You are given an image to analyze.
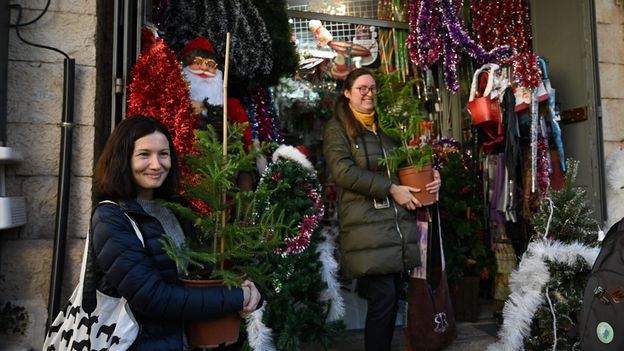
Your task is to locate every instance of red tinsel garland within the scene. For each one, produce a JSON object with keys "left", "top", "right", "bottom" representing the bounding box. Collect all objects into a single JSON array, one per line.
[
  {"left": 472, "top": 0, "right": 532, "bottom": 53},
  {"left": 512, "top": 50, "right": 542, "bottom": 90},
  {"left": 126, "top": 38, "right": 198, "bottom": 159},
  {"left": 537, "top": 138, "right": 550, "bottom": 197},
  {"left": 471, "top": 0, "right": 541, "bottom": 89}
]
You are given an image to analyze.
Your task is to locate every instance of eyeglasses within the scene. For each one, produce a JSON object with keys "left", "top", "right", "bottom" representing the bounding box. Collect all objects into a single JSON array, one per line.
[
  {"left": 355, "top": 86, "right": 379, "bottom": 95},
  {"left": 191, "top": 57, "right": 218, "bottom": 70}
]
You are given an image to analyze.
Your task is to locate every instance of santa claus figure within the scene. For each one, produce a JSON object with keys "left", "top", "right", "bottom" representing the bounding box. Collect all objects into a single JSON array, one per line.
[{"left": 180, "top": 36, "right": 257, "bottom": 191}]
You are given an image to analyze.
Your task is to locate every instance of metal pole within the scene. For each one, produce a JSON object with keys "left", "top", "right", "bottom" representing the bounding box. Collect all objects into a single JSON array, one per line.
[{"left": 47, "top": 58, "right": 75, "bottom": 330}]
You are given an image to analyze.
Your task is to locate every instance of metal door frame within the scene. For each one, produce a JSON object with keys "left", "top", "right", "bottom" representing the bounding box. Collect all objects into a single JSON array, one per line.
[{"left": 111, "top": 0, "right": 152, "bottom": 131}]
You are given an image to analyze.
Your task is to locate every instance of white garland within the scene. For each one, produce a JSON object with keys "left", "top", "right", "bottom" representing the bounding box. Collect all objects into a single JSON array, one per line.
[
  {"left": 316, "top": 227, "right": 346, "bottom": 321},
  {"left": 245, "top": 305, "right": 276, "bottom": 351},
  {"left": 486, "top": 240, "right": 599, "bottom": 351}
]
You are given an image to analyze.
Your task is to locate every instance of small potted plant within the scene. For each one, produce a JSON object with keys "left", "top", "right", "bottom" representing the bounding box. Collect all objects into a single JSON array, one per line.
[
  {"left": 373, "top": 72, "right": 435, "bottom": 206},
  {"left": 160, "top": 124, "right": 292, "bottom": 348}
]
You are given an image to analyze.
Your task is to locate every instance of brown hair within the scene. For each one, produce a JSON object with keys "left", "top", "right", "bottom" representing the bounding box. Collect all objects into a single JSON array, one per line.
[
  {"left": 94, "top": 114, "right": 180, "bottom": 201},
  {"left": 333, "top": 68, "right": 377, "bottom": 138}
]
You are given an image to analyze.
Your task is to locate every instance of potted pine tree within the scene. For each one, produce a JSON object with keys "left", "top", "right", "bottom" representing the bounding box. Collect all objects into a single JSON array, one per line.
[
  {"left": 160, "top": 124, "right": 292, "bottom": 348},
  {"left": 373, "top": 72, "right": 435, "bottom": 206},
  {"left": 436, "top": 146, "right": 496, "bottom": 321}
]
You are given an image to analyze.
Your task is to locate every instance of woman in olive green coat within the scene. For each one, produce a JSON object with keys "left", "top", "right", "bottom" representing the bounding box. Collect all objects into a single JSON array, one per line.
[{"left": 323, "top": 68, "right": 441, "bottom": 351}]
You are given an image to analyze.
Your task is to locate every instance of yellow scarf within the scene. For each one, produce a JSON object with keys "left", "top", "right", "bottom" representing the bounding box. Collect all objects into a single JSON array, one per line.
[{"left": 349, "top": 103, "right": 377, "bottom": 133}]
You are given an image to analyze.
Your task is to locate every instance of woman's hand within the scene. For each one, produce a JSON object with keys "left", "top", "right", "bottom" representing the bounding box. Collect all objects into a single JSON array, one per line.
[
  {"left": 239, "top": 280, "right": 261, "bottom": 318},
  {"left": 389, "top": 184, "right": 422, "bottom": 210},
  {"left": 424, "top": 170, "right": 442, "bottom": 201}
]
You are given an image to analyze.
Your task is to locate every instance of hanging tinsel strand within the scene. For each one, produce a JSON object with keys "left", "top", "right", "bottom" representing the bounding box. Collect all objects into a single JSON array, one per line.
[{"left": 408, "top": 0, "right": 514, "bottom": 92}]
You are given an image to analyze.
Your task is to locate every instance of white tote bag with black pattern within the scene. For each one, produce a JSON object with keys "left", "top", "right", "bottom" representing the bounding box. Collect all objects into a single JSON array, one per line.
[{"left": 43, "top": 202, "right": 143, "bottom": 351}]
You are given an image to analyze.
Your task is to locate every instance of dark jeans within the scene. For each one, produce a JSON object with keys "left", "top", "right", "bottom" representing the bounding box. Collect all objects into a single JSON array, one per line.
[{"left": 358, "top": 272, "right": 405, "bottom": 351}]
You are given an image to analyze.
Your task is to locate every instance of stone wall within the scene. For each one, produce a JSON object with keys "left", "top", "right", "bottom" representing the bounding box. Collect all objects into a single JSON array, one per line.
[
  {"left": 597, "top": 0, "right": 624, "bottom": 158},
  {"left": 1, "top": 0, "right": 97, "bottom": 349},
  {"left": 596, "top": 0, "right": 624, "bottom": 228}
]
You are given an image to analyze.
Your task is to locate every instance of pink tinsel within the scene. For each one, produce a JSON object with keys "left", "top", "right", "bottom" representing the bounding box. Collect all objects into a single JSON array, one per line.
[
  {"left": 283, "top": 185, "right": 324, "bottom": 254},
  {"left": 537, "top": 138, "right": 550, "bottom": 197}
]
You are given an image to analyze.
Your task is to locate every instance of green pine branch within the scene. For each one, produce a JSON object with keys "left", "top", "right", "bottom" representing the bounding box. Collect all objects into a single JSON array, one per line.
[
  {"left": 159, "top": 124, "right": 296, "bottom": 287},
  {"left": 373, "top": 72, "right": 432, "bottom": 172}
]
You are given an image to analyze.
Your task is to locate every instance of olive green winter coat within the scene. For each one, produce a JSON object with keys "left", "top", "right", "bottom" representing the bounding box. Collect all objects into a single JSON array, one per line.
[{"left": 323, "top": 111, "right": 422, "bottom": 279}]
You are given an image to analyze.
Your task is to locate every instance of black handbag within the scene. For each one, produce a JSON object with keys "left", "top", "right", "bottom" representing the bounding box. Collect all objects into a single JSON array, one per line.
[{"left": 407, "top": 207, "right": 457, "bottom": 351}]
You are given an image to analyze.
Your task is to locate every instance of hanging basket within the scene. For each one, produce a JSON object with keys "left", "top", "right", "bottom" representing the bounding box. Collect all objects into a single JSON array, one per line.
[
  {"left": 180, "top": 276, "right": 241, "bottom": 349},
  {"left": 397, "top": 163, "right": 437, "bottom": 206}
]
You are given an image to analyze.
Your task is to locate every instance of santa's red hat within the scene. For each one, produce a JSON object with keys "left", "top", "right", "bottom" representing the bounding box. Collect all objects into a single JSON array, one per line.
[
  {"left": 180, "top": 37, "right": 215, "bottom": 58},
  {"left": 295, "top": 146, "right": 310, "bottom": 159}
]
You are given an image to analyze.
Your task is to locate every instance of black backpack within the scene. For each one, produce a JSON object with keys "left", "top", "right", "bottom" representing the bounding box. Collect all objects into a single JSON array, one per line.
[{"left": 579, "top": 218, "right": 624, "bottom": 350}]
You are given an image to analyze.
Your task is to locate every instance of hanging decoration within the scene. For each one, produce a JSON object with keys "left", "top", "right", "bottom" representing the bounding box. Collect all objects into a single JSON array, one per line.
[
  {"left": 471, "top": 0, "right": 532, "bottom": 53},
  {"left": 378, "top": 0, "right": 394, "bottom": 74},
  {"left": 241, "top": 95, "right": 260, "bottom": 141},
  {"left": 530, "top": 90, "right": 538, "bottom": 193},
  {"left": 251, "top": 0, "right": 299, "bottom": 88},
  {"left": 353, "top": 25, "right": 379, "bottom": 66},
  {"left": 407, "top": 0, "right": 514, "bottom": 92},
  {"left": 126, "top": 28, "right": 197, "bottom": 161},
  {"left": 163, "top": 0, "right": 273, "bottom": 83},
  {"left": 253, "top": 85, "right": 283, "bottom": 148},
  {"left": 470, "top": 0, "right": 543, "bottom": 89},
  {"left": 537, "top": 138, "right": 550, "bottom": 197},
  {"left": 513, "top": 51, "right": 542, "bottom": 90},
  {"left": 327, "top": 41, "right": 371, "bottom": 80}
]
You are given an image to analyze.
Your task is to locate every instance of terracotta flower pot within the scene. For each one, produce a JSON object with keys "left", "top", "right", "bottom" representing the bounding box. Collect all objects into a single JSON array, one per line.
[
  {"left": 397, "top": 163, "right": 437, "bottom": 206},
  {"left": 180, "top": 277, "right": 241, "bottom": 349}
]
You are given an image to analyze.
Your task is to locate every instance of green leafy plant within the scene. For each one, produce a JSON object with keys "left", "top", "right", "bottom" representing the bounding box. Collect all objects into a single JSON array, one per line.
[
  {"left": 160, "top": 124, "right": 293, "bottom": 287},
  {"left": 373, "top": 72, "right": 432, "bottom": 172}
]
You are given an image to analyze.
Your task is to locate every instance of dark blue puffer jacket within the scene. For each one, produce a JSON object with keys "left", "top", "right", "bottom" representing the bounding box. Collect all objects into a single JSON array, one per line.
[{"left": 91, "top": 199, "right": 244, "bottom": 351}]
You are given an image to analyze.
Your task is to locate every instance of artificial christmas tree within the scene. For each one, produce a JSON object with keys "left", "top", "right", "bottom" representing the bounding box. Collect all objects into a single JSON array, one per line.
[
  {"left": 487, "top": 159, "right": 600, "bottom": 351},
  {"left": 246, "top": 145, "right": 345, "bottom": 351}
]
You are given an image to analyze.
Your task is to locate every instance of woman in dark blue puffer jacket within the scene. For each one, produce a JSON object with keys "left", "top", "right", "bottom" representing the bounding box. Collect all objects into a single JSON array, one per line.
[{"left": 92, "top": 114, "right": 261, "bottom": 350}]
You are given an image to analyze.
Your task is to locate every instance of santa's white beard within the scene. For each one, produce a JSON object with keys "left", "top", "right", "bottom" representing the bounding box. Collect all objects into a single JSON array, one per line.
[{"left": 182, "top": 66, "right": 224, "bottom": 106}]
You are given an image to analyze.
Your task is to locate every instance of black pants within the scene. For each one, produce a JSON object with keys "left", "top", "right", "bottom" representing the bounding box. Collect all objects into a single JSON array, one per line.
[{"left": 358, "top": 272, "right": 405, "bottom": 351}]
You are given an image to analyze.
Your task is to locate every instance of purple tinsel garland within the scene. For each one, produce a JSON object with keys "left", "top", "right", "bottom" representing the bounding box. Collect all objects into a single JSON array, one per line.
[
  {"left": 408, "top": 0, "right": 515, "bottom": 92},
  {"left": 433, "top": 137, "right": 461, "bottom": 149}
]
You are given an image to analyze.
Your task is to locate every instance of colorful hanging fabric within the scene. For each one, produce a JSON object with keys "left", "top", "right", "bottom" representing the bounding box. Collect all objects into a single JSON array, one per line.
[{"left": 538, "top": 58, "right": 566, "bottom": 172}]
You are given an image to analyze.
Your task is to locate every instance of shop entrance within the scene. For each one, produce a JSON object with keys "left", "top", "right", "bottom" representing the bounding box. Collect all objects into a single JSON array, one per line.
[{"left": 531, "top": 0, "right": 606, "bottom": 223}]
